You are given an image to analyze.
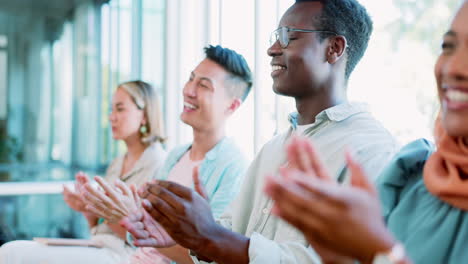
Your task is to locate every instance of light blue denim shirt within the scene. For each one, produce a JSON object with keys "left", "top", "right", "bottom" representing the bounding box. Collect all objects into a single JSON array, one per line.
[{"left": 156, "top": 137, "right": 249, "bottom": 218}]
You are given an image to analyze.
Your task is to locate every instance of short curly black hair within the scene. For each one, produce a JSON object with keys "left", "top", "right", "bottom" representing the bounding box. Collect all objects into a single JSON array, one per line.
[
  {"left": 204, "top": 45, "right": 253, "bottom": 101},
  {"left": 296, "top": 0, "right": 373, "bottom": 80}
]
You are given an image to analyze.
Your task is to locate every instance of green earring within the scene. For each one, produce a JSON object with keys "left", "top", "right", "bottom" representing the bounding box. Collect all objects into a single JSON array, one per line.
[{"left": 140, "top": 125, "right": 148, "bottom": 135}]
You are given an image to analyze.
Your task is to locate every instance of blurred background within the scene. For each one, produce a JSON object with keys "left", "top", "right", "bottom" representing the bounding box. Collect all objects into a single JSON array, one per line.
[{"left": 0, "top": 0, "right": 460, "bottom": 244}]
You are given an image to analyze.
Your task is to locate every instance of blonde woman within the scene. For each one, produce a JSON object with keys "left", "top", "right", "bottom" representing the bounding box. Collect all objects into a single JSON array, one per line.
[{"left": 0, "top": 80, "right": 167, "bottom": 264}]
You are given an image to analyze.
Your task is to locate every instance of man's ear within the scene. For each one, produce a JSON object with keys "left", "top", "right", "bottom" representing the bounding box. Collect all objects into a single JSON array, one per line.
[
  {"left": 227, "top": 98, "right": 242, "bottom": 115},
  {"left": 326, "top": 36, "right": 347, "bottom": 64}
]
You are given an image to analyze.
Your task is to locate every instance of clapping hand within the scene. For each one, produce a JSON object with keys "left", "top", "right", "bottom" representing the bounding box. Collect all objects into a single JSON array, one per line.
[
  {"left": 265, "top": 136, "right": 396, "bottom": 263},
  {"left": 63, "top": 172, "right": 91, "bottom": 213},
  {"left": 81, "top": 176, "right": 141, "bottom": 223}
]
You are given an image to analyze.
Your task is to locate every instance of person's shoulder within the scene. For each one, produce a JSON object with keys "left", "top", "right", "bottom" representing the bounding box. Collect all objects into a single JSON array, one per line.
[
  {"left": 148, "top": 141, "right": 167, "bottom": 154},
  {"left": 166, "top": 143, "right": 191, "bottom": 159},
  {"left": 337, "top": 109, "right": 399, "bottom": 148},
  {"left": 377, "top": 139, "right": 435, "bottom": 219},
  {"left": 391, "top": 139, "right": 434, "bottom": 172},
  {"left": 395, "top": 139, "right": 434, "bottom": 163},
  {"left": 105, "top": 155, "right": 124, "bottom": 178},
  {"left": 258, "top": 130, "right": 290, "bottom": 152},
  {"left": 377, "top": 138, "right": 435, "bottom": 185},
  {"left": 212, "top": 138, "right": 248, "bottom": 166},
  {"left": 342, "top": 110, "right": 392, "bottom": 135},
  {"left": 145, "top": 142, "right": 168, "bottom": 160}
]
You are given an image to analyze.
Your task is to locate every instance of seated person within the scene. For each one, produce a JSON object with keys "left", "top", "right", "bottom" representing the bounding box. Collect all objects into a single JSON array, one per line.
[
  {"left": 0, "top": 81, "right": 167, "bottom": 264},
  {"left": 264, "top": 3, "right": 468, "bottom": 263},
  {"left": 123, "top": 1, "right": 399, "bottom": 263},
  {"left": 80, "top": 45, "right": 253, "bottom": 264}
]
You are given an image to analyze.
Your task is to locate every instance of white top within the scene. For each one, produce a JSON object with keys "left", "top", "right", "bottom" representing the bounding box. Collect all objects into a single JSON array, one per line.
[
  {"left": 166, "top": 150, "right": 203, "bottom": 188},
  {"left": 105, "top": 142, "right": 167, "bottom": 186}
]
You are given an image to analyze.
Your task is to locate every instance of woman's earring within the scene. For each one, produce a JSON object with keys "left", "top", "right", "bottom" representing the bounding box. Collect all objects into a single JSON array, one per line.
[{"left": 140, "top": 125, "right": 148, "bottom": 136}]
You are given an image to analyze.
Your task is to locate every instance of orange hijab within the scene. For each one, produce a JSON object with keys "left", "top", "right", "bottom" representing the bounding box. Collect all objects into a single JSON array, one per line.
[{"left": 423, "top": 116, "right": 468, "bottom": 210}]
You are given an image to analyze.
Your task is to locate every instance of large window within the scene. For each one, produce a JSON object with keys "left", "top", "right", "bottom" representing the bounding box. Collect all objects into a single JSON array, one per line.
[
  {"left": 0, "top": 35, "right": 7, "bottom": 121},
  {"left": 348, "top": 0, "right": 459, "bottom": 144},
  {"left": 0, "top": 0, "right": 166, "bottom": 242},
  {"left": 163, "top": 0, "right": 295, "bottom": 160},
  {"left": 166, "top": 0, "right": 455, "bottom": 160}
]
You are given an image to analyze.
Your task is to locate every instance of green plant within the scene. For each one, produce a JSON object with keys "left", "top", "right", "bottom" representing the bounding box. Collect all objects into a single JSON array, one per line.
[{"left": 0, "top": 135, "right": 22, "bottom": 163}]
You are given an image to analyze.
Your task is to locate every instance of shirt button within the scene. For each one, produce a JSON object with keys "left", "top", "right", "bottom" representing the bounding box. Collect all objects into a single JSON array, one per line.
[{"left": 262, "top": 208, "right": 269, "bottom": 214}]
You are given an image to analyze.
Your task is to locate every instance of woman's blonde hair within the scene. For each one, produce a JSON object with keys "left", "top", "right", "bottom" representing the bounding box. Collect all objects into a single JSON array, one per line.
[{"left": 118, "top": 80, "right": 166, "bottom": 144}]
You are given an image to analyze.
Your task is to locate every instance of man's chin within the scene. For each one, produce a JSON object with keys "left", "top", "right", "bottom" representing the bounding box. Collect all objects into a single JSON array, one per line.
[
  {"left": 180, "top": 115, "right": 190, "bottom": 124},
  {"left": 273, "top": 85, "right": 295, "bottom": 97}
]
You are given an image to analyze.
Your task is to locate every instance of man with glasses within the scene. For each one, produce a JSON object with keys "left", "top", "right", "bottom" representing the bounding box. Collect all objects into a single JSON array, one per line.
[{"left": 127, "top": 0, "right": 399, "bottom": 263}]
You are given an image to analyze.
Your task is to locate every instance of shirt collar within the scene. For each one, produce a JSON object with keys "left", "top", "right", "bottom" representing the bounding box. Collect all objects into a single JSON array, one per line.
[
  {"left": 193, "top": 137, "right": 231, "bottom": 161},
  {"left": 288, "top": 102, "right": 369, "bottom": 129},
  {"left": 185, "top": 137, "right": 230, "bottom": 160}
]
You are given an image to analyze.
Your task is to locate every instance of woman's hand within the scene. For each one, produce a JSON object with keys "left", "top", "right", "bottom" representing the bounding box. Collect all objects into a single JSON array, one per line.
[
  {"left": 120, "top": 209, "right": 176, "bottom": 248},
  {"left": 63, "top": 172, "right": 91, "bottom": 213},
  {"left": 265, "top": 137, "right": 397, "bottom": 263},
  {"left": 81, "top": 176, "right": 141, "bottom": 223}
]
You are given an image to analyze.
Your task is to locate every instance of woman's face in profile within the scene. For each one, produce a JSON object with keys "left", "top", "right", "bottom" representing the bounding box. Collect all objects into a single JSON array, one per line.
[
  {"left": 109, "top": 87, "right": 145, "bottom": 141},
  {"left": 435, "top": 1, "right": 468, "bottom": 139}
]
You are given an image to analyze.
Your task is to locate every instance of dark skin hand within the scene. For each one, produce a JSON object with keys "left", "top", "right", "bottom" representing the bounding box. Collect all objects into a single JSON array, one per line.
[
  {"left": 139, "top": 168, "right": 250, "bottom": 264},
  {"left": 121, "top": 167, "right": 208, "bottom": 249},
  {"left": 265, "top": 136, "right": 409, "bottom": 264}
]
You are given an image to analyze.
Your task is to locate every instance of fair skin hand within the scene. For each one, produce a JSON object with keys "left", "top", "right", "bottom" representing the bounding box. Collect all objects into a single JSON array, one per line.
[
  {"left": 121, "top": 209, "right": 194, "bottom": 264},
  {"left": 120, "top": 208, "right": 176, "bottom": 248},
  {"left": 121, "top": 168, "right": 209, "bottom": 264},
  {"left": 264, "top": 136, "right": 406, "bottom": 264},
  {"left": 79, "top": 176, "right": 141, "bottom": 239},
  {"left": 63, "top": 172, "right": 98, "bottom": 227},
  {"left": 82, "top": 176, "right": 141, "bottom": 223},
  {"left": 63, "top": 172, "right": 88, "bottom": 213}
]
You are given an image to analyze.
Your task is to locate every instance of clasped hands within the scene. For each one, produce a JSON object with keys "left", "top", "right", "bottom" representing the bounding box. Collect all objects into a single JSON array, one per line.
[
  {"left": 69, "top": 166, "right": 216, "bottom": 253},
  {"left": 120, "top": 167, "right": 217, "bottom": 252}
]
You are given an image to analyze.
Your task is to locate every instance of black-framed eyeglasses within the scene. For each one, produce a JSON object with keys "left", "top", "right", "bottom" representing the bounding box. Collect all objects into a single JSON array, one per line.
[{"left": 270, "top": 26, "right": 340, "bottom": 48}]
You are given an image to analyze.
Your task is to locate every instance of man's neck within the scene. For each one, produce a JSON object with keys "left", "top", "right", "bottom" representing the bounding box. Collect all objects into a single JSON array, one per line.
[
  {"left": 295, "top": 87, "right": 347, "bottom": 125},
  {"left": 191, "top": 127, "right": 225, "bottom": 161}
]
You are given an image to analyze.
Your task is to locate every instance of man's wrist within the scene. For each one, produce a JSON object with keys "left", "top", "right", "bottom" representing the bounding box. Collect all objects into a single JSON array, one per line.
[
  {"left": 189, "top": 249, "right": 213, "bottom": 262},
  {"left": 193, "top": 224, "right": 250, "bottom": 264},
  {"left": 195, "top": 224, "right": 225, "bottom": 257}
]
